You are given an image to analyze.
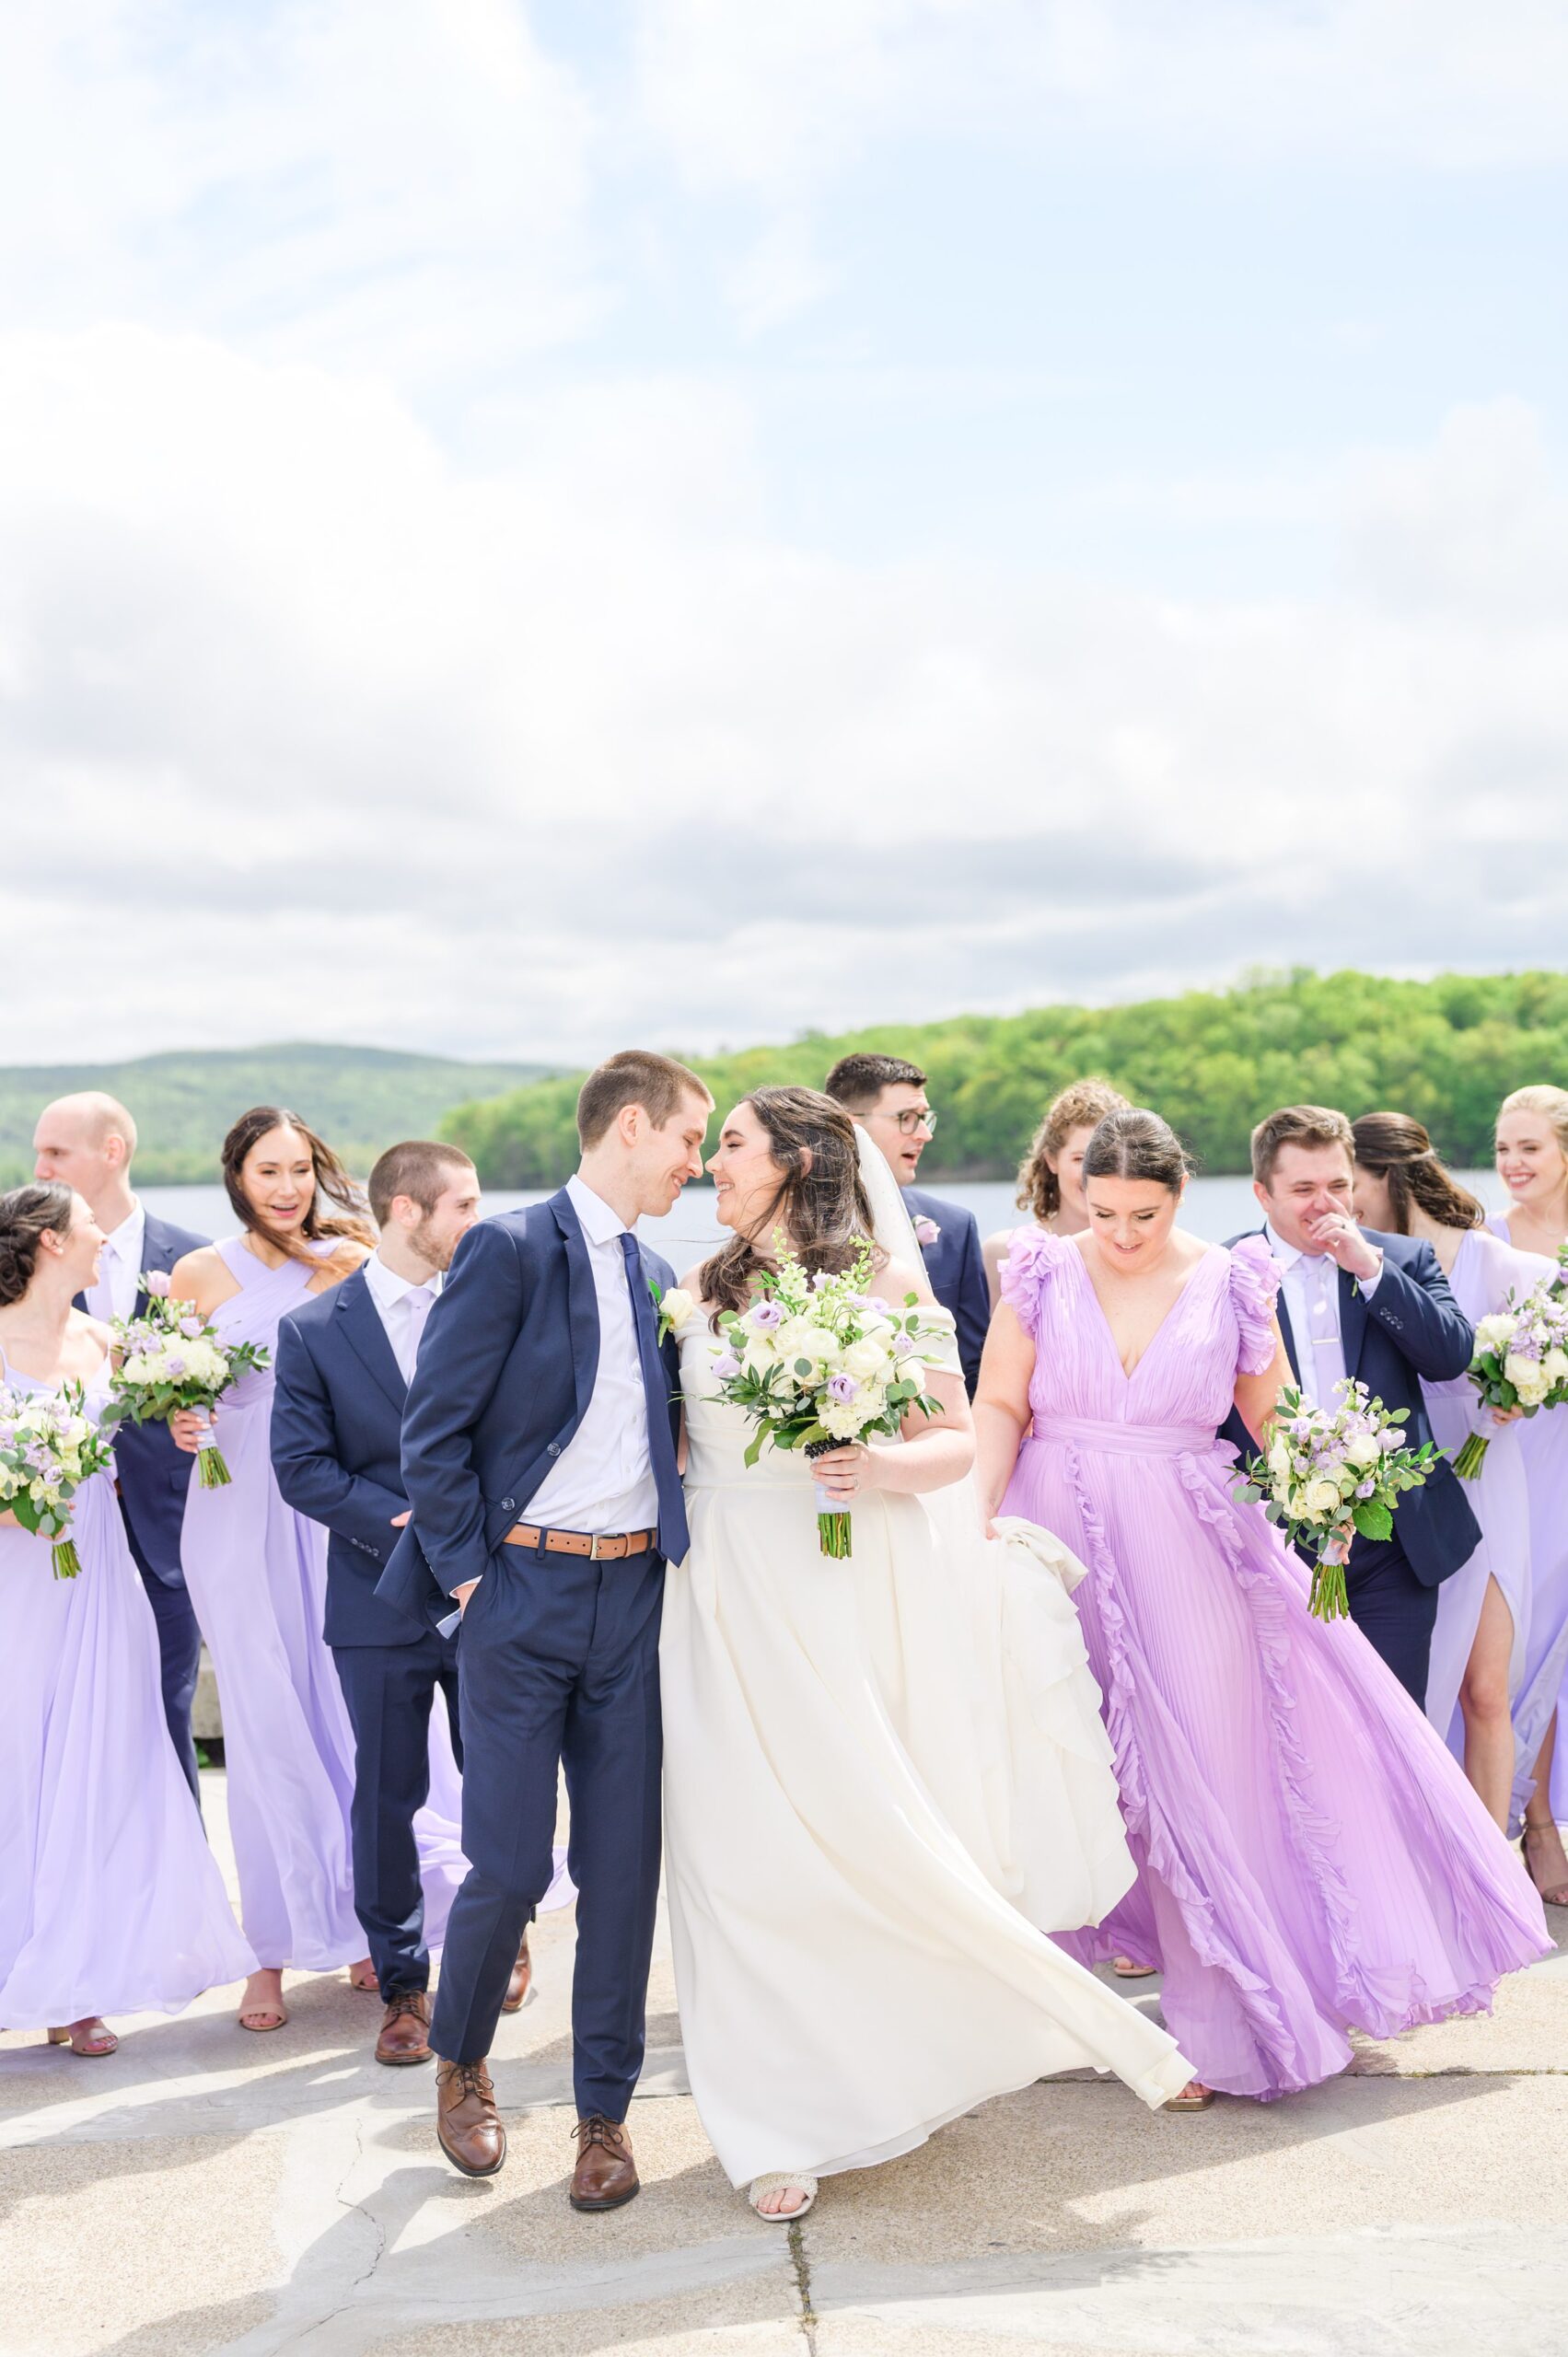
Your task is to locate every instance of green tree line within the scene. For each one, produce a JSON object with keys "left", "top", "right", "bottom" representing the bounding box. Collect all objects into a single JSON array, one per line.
[{"left": 440, "top": 968, "right": 1568, "bottom": 1189}]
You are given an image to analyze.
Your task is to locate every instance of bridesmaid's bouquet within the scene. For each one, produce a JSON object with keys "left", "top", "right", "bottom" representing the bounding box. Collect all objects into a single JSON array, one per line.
[
  {"left": 1236, "top": 1377, "right": 1437, "bottom": 1622},
  {"left": 0, "top": 1380, "right": 117, "bottom": 1577},
  {"left": 1456, "top": 1260, "right": 1568, "bottom": 1479},
  {"left": 709, "top": 1244, "right": 948, "bottom": 1556},
  {"left": 104, "top": 1283, "right": 269, "bottom": 1488}
]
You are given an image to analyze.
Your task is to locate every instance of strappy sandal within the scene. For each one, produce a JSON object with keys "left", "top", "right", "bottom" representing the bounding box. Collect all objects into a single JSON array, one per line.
[
  {"left": 1112, "top": 1956, "right": 1156, "bottom": 1979},
  {"left": 1167, "top": 2081, "right": 1214, "bottom": 2111},
  {"left": 47, "top": 2018, "right": 118, "bottom": 2058},
  {"left": 347, "top": 1958, "right": 380, "bottom": 1992},
  {"left": 749, "top": 2173, "right": 819, "bottom": 2220},
  {"left": 238, "top": 1970, "right": 289, "bottom": 2032},
  {"left": 1522, "top": 1824, "right": 1568, "bottom": 1909}
]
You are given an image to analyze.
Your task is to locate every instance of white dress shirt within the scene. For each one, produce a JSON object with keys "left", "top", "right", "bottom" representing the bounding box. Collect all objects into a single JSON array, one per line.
[
  {"left": 522, "top": 1172, "right": 658, "bottom": 1537},
  {"left": 1263, "top": 1222, "right": 1382, "bottom": 1411},
  {"left": 86, "top": 1201, "right": 146, "bottom": 1326},
  {"left": 362, "top": 1248, "right": 441, "bottom": 1387}
]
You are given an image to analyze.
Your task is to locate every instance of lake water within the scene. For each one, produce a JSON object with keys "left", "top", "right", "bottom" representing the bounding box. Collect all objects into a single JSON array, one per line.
[{"left": 144, "top": 1173, "right": 1504, "bottom": 1261}]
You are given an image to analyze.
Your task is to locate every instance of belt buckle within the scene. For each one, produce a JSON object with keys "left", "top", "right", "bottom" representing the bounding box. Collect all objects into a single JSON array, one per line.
[{"left": 588, "top": 1532, "right": 605, "bottom": 1561}]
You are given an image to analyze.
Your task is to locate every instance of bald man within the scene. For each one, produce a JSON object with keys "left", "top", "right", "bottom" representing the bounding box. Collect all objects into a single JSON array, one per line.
[{"left": 34, "top": 1093, "right": 210, "bottom": 1799}]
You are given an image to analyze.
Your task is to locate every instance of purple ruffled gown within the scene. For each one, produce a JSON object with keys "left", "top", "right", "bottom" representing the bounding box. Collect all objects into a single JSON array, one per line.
[
  {"left": 182, "top": 1239, "right": 466, "bottom": 1971},
  {"left": 1422, "top": 1229, "right": 1548, "bottom": 1772},
  {"left": 1485, "top": 1216, "right": 1568, "bottom": 1828},
  {"left": 999, "top": 1231, "right": 1551, "bottom": 2100},
  {"left": 0, "top": 1351, "right": 255, "bottom": 2026}
]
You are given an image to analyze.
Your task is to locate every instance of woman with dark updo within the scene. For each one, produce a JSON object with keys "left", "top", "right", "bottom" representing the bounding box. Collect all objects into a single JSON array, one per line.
[
  {"left": 977, "top": 1107, "right": 1549, "bottom": 2109},
  {"left": 169, "top": 1109, "right": 463, "bottom": 2036},
  {"left": 0, "top": 1185, "right": 253, "bottom": 2056}
]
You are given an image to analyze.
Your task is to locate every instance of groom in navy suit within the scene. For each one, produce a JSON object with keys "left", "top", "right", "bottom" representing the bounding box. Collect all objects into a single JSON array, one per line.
[
  {"left": 823, "top": 1053, "right": 989, "bottom": 1394},
  {"left": 1222, "top": 1104, "right": 1480, "bottom": 1704},
  {"left": 378, "top": 1051, "right": 712, "bottom": 2206},
  {"left": 36, "top": 1092, "right": 207, "bottom": 1799},
  {"left": 272, "top": 1141, "right": 484, "bottom": 2065}
]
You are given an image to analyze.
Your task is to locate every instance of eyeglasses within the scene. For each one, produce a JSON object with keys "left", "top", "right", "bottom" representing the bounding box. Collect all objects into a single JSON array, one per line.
[{"left": 875, "top": 1106, "right": 936, "bottom": 1137}]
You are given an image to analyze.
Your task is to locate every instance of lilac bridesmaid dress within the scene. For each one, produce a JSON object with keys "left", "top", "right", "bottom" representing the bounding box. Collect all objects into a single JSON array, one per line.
[
  {"left": 0, "top": 1350, "right": 254, "bottom": 2026},
  {"left": 1422, "top": 1228, "right": 1547, "bottom": 1765},
  {"left": 1487, "top": 1214, "right": 1568, "bottom": 1827},
  {"left": 999, "top": 1231, "right": 1550, "bottom": 2101},
  {"left": 182, "top": 1238, "right": 466, "bottom": 1971}
]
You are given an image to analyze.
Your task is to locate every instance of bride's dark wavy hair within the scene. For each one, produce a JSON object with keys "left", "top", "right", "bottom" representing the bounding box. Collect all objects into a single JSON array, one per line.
[{"left": 698, "top": 1086, "right": 883, "bottom": 1320}]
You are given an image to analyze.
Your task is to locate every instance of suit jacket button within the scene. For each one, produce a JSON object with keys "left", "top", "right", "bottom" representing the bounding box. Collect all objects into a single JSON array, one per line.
[
  {"left": 502, "top": 1496, "right": 517, "bottom": 1511},
  {"left": 548, "top": 1442, "right": 562, "bottom": 1457}
]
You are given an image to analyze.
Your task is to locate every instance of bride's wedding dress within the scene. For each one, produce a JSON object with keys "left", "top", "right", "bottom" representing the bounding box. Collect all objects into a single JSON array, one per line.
[{"left": 660, "top": 1301, "right": 1192, "bottom": 2191}]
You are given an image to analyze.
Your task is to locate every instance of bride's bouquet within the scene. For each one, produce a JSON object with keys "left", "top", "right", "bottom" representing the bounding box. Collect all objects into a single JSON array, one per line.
[
  {"left": 709, "top": 1244, "right": 949, "bottom": 1557},
  {"left": 104, "top": 1280, "right": 269, "bottom": 1488},
  {"left": 1235, "top": 1376, "right": 1437, "bottom": 1622},
  {"left": 0, "top": 1380, "right": 118, "bottom": 1577},
  {"left": 1455, "top": 1259, "right": 1568, "bottom": 1479}
]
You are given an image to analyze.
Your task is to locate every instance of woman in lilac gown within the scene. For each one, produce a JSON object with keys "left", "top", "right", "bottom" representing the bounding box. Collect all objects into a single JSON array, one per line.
[
  {"left": 1351, "top": 1114, "right": 1546, "bottom": 1829},
  {"left": 172, "top": 1109, "right": 464, "bottom": 2033},
  {"left": 975, "top": 1108, "right": 1551, "bottom": 2104},
  {"left": 1491, "top": 1085, "right": 1568, "bottom": 1900},
  {"left": 0, "top": 1185, "right": 254, "bottom": 2055}
]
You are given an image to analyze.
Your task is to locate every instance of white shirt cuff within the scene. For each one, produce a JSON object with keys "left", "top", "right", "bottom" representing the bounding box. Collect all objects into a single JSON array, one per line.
[{"left": 1357, "top": 1255, "right": 1384, "bottom": 1299}]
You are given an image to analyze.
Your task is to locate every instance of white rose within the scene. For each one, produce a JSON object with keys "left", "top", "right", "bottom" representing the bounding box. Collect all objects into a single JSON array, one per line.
[
  {"left": 1544, "top": 1349, "right": 1568, "bottom": 1387},
  {"left": 1343, "top": 1434, "right": 1381, "bottom": 1470},
  {"left": 1303, "top": 1477, "right": 1342, "bottom": 1519},
  {"left": 1474, "top": 1314, "right": 1515, "bottom": 1353},
  {"left": 658, "top": 1287, "right": 695, "bottom": 1333},
  {"left": 121, "top": 1357, "right": 150, "bottom": 1387},
  {"left": 1505, "top": 1353, "right": 1551, "bottom": 1406},
  {"left": 842, "top": 1339, "right": 890, "bottom": 1382}
]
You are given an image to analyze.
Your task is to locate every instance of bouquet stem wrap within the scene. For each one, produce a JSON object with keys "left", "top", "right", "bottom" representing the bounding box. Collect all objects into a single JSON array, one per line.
[{"left": 805, "top": 1437, "right": 852, "bottom": 1559}]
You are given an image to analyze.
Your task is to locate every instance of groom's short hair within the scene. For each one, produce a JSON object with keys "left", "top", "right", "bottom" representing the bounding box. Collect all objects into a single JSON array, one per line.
[
  {"left": 1250, "top": 1104, "right": 1354, "bottom": 1187},
  {"left": 822, "top": 1053, "right": 926, "bottom": 1112},
  {"left": 577, "top": 1051, "right": 713, "bottom": 1148}
]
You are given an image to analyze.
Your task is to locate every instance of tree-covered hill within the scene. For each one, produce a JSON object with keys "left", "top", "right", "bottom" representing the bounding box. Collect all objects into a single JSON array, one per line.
[
  {"left": 0, "top": 1043, "right": 558, "bottom": 1185},
  {"left": 440, "top": 970, "right": 1568, "bottom": 1187}
]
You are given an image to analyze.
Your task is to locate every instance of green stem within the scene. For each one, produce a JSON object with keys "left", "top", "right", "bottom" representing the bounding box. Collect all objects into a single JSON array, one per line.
[
  {"left": 1308, "top": 1553, "right": 1351, "bottom": 1622},
  {"left": 817, "top": 1511, "right": 853, "bottom": 1559},
  {"left": 198, "top": 1446, "right": 232, "bottom": 1489},
  {"left": 1452, "top": 1431, "right": 1490, "bottom": 1481},
  {"left": 52, "top": 1537, "right": 82, "bottom": 1580}
]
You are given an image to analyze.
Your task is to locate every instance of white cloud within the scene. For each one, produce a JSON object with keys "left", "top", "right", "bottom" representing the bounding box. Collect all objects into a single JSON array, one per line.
[{"left": 1, "top": 331, "right": 1563, "bottom": 1064}]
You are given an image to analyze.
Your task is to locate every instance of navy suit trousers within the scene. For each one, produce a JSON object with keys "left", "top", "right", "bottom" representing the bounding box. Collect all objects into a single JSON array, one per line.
[
  {"left": 1344, "top": 1536, "right": 1438, "bottom": 1704},
  {"left": 430, "top": 1541, "right": 664, "bottom": 2119},
  {"left": 124, "top": 1515, "right": 203, "bottom": 1805},
  {"left": 333, "top": 1629, "right": 462, "bottom": 1999}
]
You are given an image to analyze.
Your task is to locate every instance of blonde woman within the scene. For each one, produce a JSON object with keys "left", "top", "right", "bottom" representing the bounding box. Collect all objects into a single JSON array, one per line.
[
  {"left": 1491, "top": 1085, "right": 1568, "bottom": 1904},
  {"left": 981, "top": 1080, "right": 1129, "bottom": 1309}
]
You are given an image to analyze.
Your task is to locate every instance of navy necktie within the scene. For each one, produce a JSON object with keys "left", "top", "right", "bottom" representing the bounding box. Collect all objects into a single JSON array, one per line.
[{"left": 619, "top": 1231, "right": 690, "bottom": 1563}]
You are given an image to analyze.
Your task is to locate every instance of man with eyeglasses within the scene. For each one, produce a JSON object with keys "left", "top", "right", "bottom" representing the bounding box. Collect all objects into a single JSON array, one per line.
[{"left": 823, "top": 1054, "right": 989, "bottom": 1397}]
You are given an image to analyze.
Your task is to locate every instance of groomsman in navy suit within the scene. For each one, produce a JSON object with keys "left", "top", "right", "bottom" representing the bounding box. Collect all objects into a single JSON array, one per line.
[
  {"left": 1222, "top": 1103, "right": 1481, "bottom": 1704},
  {"left": 272, "top": 1141, "right": 489, "bottom": 2066},
  {"left": 35, "top": 1092, "right": 207, "bottom": 1799},
  {"left": 378, "top": 1051, "right": 711, "bottom": 2206},
  {"left": 823, "top": 1053, "right": 989, "bottom": 1394}
]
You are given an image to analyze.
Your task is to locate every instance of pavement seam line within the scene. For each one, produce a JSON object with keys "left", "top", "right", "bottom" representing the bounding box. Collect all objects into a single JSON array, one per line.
[{"left": 788, "top": 2218, "right": 819, "bottom": 2354}]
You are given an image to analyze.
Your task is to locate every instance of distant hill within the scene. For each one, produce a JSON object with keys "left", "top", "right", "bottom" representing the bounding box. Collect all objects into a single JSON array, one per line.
[
  {"left": 440, "top": 968, "right": 1568, "bottom": 1187},
  {"left": 0, "top": 1043, "right": 559, "bottom": 1185}
]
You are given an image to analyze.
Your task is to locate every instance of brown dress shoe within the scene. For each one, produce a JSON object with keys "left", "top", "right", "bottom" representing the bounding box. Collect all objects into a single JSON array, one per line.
[
  {"left": 375, "top": 1989, "right": 433, "bottom": 2067},
  {"left": 436, "top": 2058, "right": 505, "bottom": 2177},
  {"left": 569, "top": 2115, "right": 639, "bottom": 2211},
  {"left": 501, "top": 1931, "right": 532, "bottom": 2014}
]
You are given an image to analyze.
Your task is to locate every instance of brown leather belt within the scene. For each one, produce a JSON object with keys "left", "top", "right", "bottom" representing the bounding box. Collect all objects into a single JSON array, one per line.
[{"left": 503, "top": 1522, "right": 656, "bottom": 1561}]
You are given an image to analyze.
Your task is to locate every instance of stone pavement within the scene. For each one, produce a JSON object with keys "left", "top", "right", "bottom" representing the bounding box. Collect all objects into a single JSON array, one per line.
[{"left": 3, "top": 1771, "right": 1566, "bottom": 2357}]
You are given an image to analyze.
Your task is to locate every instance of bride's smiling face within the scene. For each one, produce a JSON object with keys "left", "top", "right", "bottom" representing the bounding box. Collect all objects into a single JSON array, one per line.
[
  {"left": 708, "top": 1101, "right": 789, "bottom": 1241},
  {"left": 1083, "top": 1174, "right": 1181, "bottom": 1271}
]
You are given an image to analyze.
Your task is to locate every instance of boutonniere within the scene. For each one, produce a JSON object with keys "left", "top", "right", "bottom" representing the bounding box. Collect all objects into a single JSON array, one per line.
[
  {"left": 912, "top": 1214, "right": 941, "bottom": 1248},
  {"left": 650, "top": 1281, "right": 695, "bottom": 1344}
]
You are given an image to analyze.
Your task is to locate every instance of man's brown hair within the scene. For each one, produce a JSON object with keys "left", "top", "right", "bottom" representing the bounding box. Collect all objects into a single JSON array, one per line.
[
  {"left": 368, "top": 1141, "right": 476, "bottom": 1227},
  {"left": 576, "top": 1051, "right": 713, "bottom": 1150},
  {"left": 821, "top": 1053, "right": 927, "bottom": 1113},
  {"left": 1250, "top": 1103, "right": 1355, "bottom": 1188}
]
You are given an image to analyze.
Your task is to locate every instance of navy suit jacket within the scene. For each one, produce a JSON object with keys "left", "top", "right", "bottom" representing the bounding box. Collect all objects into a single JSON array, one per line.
[
  {"left": 376, "top": 1191, "right": 682, "bottom": 1632},
  {"left": 1220, "top": 1225, "right": 1481, "bottom": 1589},
  {"left": 904, "top": 1185, "right": 989, "bottom": 1397},
  {"left": 271, "top": 1266, "right": 427, "bottom": 1648},
  {"left": 79, "top": 1208, "right": 208, "bottom": 1586}
]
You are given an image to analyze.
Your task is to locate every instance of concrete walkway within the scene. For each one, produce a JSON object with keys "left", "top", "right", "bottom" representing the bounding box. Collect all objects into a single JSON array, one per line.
[{"left": 4, "top": 1771, "right": 1566, "bottom": 2356}]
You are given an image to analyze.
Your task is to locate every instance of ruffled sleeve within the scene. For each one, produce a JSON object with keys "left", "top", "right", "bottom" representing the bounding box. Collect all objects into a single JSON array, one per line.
[
  {"left": 998, "top": 1225, "right": 1068, "bottom": 1346},
  {"left": 1227, "top": 1234, "right": 1283, "bottom": 1377}
]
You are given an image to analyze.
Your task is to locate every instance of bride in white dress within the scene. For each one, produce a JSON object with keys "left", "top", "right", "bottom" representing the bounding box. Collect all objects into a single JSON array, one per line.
[{"left": 659, "top": 1086, "right": 1193, "bottom": 2222}]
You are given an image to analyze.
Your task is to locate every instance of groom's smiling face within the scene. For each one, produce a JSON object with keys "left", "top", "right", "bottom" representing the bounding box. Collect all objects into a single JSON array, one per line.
[{"left": 630, "top": 1090, "right": 712, "bottom": 1219}]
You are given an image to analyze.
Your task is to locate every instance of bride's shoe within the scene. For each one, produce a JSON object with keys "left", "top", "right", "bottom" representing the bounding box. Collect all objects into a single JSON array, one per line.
[{"left": 749, "top": 2173, "right": 818, "bottom": 2221}]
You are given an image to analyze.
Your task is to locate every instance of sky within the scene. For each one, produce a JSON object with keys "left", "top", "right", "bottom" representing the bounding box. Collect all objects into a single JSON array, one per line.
[{"left": 4, "top": 1, "right": 1567, "bottom": 1067}]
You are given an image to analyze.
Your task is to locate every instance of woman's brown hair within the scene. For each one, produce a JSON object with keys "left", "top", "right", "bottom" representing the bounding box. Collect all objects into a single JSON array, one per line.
[
  {"left": 0, "top": 1183, "right": 75, "bottom": 1308},
  {"left": 1016, "top": 1078, "right": 1129, "bottom": 1222},
  {"left": 221, "top": 1107, "right": 374, "bottom": 1265},
  {"left": 698, "top": 1086, "right": 882, "bottom": 1319},
  {"left": 1350, "top": 1111, "right": 1485, "bottom": 1235}
]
